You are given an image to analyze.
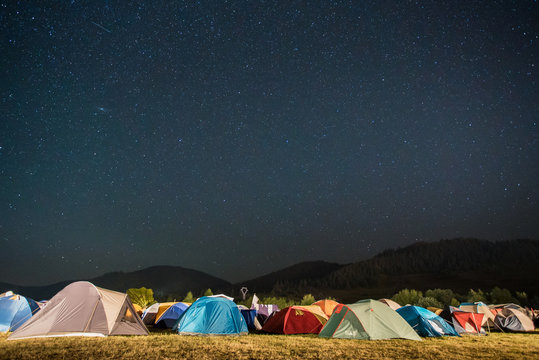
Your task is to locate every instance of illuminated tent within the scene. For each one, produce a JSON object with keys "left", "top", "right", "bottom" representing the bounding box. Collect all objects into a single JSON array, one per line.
[
  {"left": 313, "top": 299, "right": 340, "bottom": 317},
  {"left": 396, "top": 306, "right": 459, "bottom": 337},
  {"left": 8, "top": 281, "right": 148, "bottom": 340},
  {"left": 174, "top": 296, "right": 247, "bottom": 335},
  {"left": 132, "top": 303, "right": 144, "bottom": 317},
  {"left": 155, "top": 302, "right": 190, "bottom": 328},
  {"left": 319, "top": 300, "right": 421, "bottom": 340},
  {"left": 153, "top": 302, "right": 176, "bottom": 325},
  {"left": 0, "top": 293, "right": 40, "bottom": 332},
  {"left": 262, "top": 305, "right": 328, "bottom": 334}
]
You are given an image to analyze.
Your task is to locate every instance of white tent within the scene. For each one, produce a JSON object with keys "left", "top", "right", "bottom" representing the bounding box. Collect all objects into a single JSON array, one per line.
[
  {"left": 141, "top": 302, "right": 161, "bottom": 325},
  {"left": 8, "top": 281, "right": 148, "bottom": 340}
]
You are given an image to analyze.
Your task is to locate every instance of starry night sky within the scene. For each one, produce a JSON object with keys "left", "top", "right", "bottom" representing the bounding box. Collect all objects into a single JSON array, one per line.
[{"left": 1, "top": 1, "right": 537, "bottom": 285}]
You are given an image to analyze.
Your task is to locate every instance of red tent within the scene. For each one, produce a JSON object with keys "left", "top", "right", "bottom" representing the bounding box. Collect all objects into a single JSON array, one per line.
[
  {"left": 262, "top": 306, "right": 328, "bottom": 334},
  {"left": 452, "top": 310, "right": 484, "bottom": 334}
]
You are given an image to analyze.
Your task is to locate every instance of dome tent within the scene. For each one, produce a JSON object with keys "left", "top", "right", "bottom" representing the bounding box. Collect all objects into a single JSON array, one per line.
[
  {"left": 8, "top": 281, "right": 148, "bottom": 340},
  {"left": 155, "top": 302, "right": 190, "bottom": 328},
  {"left": 262, "top": 305, "right": 328, "bottom": 334},
  {"left": 313, "top": 299, "right": 340, "bottom": 317},
  {"left": 494, "top": 307, "right": 535, "bottom": 332},
  {"left": 0, "top": 293, "right": 40, "bottom": 332},
  {"left": 396, "top": 305, "right": 459, "bottom": 337},
  {"left": 319, "top": 299, "right": 421, "bottom": 341},
  {"left": 174, "top": 296, "right": 247, "bottom": 335}
]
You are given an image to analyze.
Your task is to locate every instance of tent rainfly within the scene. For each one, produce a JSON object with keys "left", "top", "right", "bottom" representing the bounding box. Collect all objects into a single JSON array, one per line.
[
  {"left": 319, "top": 299, "right": 421, "bottom": 341},
  {"left": 396, "top": 305, "right": 459, "bottom": 337},
  {"left": 443, "top": 306, "right": 485, "bottom": 335},
  {"left": 155, "top": 302, "right": 190, "bottom": 328},
  {"left": 0, "top": 293, "right": 40, "bottom": 332},
  {"left": 262, "top": 305, "right": 328, "bottom": 334},
  {"left": 459, "top": 302, "right": 499, "bottom": 331},
  {"left": 494, "top": 308, "right": 535, "bottom": 332},
  {"left": 8, "top": 281, "right": 148, "bottom": 340},
  {"left": 174, "top": 296, "right": 248, "bottom": 335},
  {"left": 313, "top": 299, "right": 340, "bottom": 317}
]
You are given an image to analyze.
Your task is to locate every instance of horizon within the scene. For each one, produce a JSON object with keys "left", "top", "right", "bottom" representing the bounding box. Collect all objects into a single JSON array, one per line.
[
  {"left": 1, "top": 237, "right": 534, "bottom": 287},
  {"left": 2, "top": 2, "right": 537, "bottom": 286}
]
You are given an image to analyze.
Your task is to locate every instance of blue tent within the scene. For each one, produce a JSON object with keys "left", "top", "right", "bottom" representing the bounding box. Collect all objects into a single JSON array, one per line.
[
  {"left": 0, "top": 294, "right": 40, "bottom": 332},
  {"left": 240, "top": 309, "right": 257, "bottom": 330},
  {"left": 397, "top": 305, "right": 459, "bottom": 337},
  {"left": 174, "top": 296, "right": 248, "bottom": 335},
  {"left": 155, "top": 302, "right": 190, "bottom": 328}
]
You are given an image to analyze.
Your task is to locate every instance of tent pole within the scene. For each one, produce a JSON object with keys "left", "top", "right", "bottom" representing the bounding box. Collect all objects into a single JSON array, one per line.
[
  {"left": 84, "top": 299, "right": 101, "bottom": 333},
  {"left": 471, "top": 312, "right": 481, "bottom": 335}
]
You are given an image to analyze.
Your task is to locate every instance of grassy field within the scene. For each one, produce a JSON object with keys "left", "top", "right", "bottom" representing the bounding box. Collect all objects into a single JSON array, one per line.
[{"left": 1, "top": 331, "right": 538, "bottom": 360}]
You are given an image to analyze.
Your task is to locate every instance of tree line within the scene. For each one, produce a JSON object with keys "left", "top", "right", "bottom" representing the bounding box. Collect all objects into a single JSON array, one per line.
[
  {"left": 126, "top": 286, "right": 324, "bottom": 310},
  {"left": 391, "top": 287, "right": 531, "bottom": 308},
  {"left": 127, "top": 286, "right": 531, "bottom": 310}
]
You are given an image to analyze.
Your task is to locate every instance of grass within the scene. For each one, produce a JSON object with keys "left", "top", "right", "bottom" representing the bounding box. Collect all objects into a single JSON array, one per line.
[{"left": 1, "top": 330, "right": 538, "bottom": 360}]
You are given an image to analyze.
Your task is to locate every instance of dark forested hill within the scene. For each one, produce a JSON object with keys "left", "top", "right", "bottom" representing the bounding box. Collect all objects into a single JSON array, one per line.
[
  {"left": 322, "top": 238, "right": 538, "bottom": 287},
  {"left": 237, "top": 260, "right": 343, "bottom": 293},
  {"left": 260, "top": 238, "right": 539, "bottom": 301},
  {"left": 0, "top": 265, "right": 231, "bottom": 300},
  {"left": 2, "top": 239, "right": 537, "bottom": 302},
  {"left": 90, "top": 265, "right": 232, "bottom": 299}
]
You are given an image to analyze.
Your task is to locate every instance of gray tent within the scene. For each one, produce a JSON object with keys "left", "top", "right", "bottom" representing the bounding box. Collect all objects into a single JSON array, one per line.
[
  {"left": 8, "top": 281, "right": 148, "bottom": 340},
  {"left": 494, "top": 308, "right": 535, "bottom": 332}
]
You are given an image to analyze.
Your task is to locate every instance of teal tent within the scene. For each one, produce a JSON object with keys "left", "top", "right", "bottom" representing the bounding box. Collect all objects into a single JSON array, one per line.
[
  {"left": 397, "top": 306, "right": 459, "bottom": 337},
  {"left": 174, "top": 296, "right": 248, "bottom": 335}
]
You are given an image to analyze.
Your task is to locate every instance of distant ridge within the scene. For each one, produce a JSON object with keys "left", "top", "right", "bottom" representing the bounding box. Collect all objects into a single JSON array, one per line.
[
  {"left": 324, "top": 238, "right": 539, "bottom": 287},
  {"left": 265, "top": 238, "right": 539, "bottom": 302},
  {"left": 237, "top": 260, "right": 343, "bottom": 293},
  {"left": 2, "top": 238, "right": 538, "bottom": 302},
  {"left": 0, "top": 265, "right": 231, "bottom": 300}
]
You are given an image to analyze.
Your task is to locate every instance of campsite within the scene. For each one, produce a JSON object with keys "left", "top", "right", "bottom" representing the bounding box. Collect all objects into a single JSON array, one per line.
[
  {"left": 3, "top": 0, "right": 537, "bottom": 358},
  {"left": 1, "top": 279, "right": 538, "bottom": 360},
  {"left": 1, "top": 330, "right": 538, "bottom": 360},
  {"left": 1, "top": 239, "right": 539, "bottom": 359}
]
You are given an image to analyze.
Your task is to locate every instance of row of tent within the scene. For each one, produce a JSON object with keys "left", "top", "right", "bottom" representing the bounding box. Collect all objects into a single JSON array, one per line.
[{"left": 1, "top": 282, "right": 536, "bottom": 340}]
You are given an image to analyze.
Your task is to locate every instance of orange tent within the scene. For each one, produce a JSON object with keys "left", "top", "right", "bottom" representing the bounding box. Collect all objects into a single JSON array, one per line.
[
  {"left": 132, "top": 303, "right": 143, "bottom": 317},
  {"left": 379, "top": 298, "right": 401, "bottom": 311},
  {"left": 313, "top": 299, "right": 339, "bottom": 317}
]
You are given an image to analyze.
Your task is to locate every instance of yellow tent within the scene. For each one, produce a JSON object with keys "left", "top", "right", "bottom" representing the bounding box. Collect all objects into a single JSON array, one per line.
[{"left": 154, "top": 302, "right": 176, "bottom": 324}]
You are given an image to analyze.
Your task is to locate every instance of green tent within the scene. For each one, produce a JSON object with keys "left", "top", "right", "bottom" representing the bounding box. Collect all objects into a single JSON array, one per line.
[{"left": 319, "top": 299, "right": 421, "bottom": 341}]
